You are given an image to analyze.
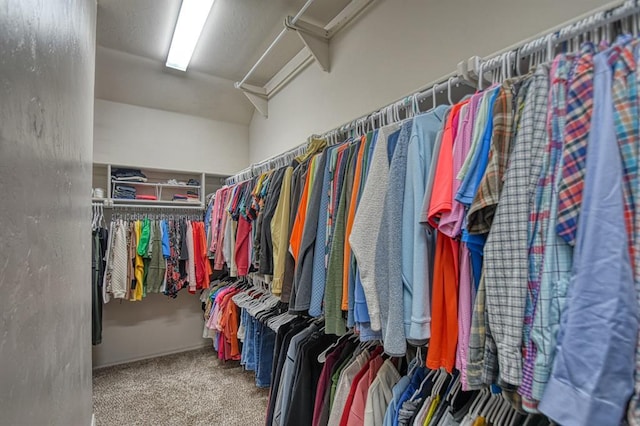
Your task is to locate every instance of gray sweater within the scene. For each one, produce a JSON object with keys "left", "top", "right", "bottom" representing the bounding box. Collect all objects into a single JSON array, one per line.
[
  {"left": 376, "top": 119, "right": 413, "bottom": 356},
  {"left": 349, "top": 123, "right": 401, "bottom": 332}
]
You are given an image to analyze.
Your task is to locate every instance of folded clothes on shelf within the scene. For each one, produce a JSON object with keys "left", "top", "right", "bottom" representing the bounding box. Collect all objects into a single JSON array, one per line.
[
  {"left": 187, "top": 179, "right": 200, "bottom": 186},
  {"left": 111, "top": 168, "right": 147, "bottom": 182},
  {"left": 166, "top": 179, "right": 189, "bottom": 186},
  {"left": 135, "top": 195, "right": 157, "bottom": 201},
  {"left": 113, "top": 184, "right": 136, "bottom": 199}
]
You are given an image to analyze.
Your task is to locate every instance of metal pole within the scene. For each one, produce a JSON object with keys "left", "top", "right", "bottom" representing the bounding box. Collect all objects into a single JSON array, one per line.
[{"left": 236, "top": 0, "right": 317, "bottom": 88}]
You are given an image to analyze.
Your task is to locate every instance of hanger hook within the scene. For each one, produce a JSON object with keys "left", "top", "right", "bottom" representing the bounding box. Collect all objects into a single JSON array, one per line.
[
  {"left": 447, "top": 76, "right": 454, "bottom": 105},
  {"left": 546, "top": 33, "right": 554, "bottom": 62},
  {"left": 432, "top": 85, "right": 437, "bottom": 109},
  {"left": 478, "top": 60, "right": 485, "bottom": 91}
]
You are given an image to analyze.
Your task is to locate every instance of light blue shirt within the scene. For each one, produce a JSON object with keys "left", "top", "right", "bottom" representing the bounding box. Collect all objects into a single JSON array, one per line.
[
  {"left": 401, "top": 105, "right": 449, "bottom": 343},
  {"left": 309, "top": 145, "right": 338, "bottom": 317},
  {"left": 539, "top": 50, "right": 638, "bottom": 426},
  {"left": 383, "top": 375, "right": 411, "bottom": 426}
]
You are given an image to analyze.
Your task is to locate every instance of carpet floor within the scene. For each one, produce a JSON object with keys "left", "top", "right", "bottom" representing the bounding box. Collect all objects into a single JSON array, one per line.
[{"left": 93, "top": 347, "right": 270, "bottom": 426}]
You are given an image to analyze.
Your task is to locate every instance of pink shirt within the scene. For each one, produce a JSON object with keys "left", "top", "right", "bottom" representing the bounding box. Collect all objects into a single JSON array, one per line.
[
  {"left": 234, "top": 216, "right": 252, "bottom": 276},
  {"left": 346, "top": 355, "right": 384, "bottom": 426},
  {"left": 457, "top": 242, "right": 473, "bottom": 390},
  {"left": 214, "top": 189, "right": 232, "bottom": 270},
  {"left": 209, "top": 187, "right": 229, "bottom": 253},
  {"left": 438, "top": 94, "right": 481, "bottom": 237}
]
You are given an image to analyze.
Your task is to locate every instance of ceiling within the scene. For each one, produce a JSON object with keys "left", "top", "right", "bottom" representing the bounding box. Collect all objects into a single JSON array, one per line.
[{"left": 95, "top": 0, "right": 351, "bottom": 124}]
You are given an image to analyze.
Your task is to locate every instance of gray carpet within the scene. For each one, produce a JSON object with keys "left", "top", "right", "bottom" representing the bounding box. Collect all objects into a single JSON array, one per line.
[{"left": 93, "top": 347, "right": 270, "bottom": 426}]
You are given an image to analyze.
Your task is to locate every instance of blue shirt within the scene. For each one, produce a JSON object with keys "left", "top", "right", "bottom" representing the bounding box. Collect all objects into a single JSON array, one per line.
[
  {"left": 161, "top": 220, "right": 170, "bottom": 258},
  {"left": 309, "top": 145, "right": 338, "bottom": 317},
  {"left": 394, "top": 366, "right": 428, "bottom": 426},
  {"left": 384, "top": 375, "right": 411, "bottom": 426},
  {"left": 456, "top": 87, "right": 500, "bottom": 205},
  {"left": 402, "top": 106, "right": 450, "bottom": 343},
  {"left": 387, "top": 128, "right": 401, "bottom": 164},
  {"left": 538, "top": 49, "right": 638, "bottom": 426}
]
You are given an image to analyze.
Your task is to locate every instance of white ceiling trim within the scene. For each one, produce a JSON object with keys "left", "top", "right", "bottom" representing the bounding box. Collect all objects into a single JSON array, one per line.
[{"left": 236, "top": 0, "right": 376, "bottom": 118}]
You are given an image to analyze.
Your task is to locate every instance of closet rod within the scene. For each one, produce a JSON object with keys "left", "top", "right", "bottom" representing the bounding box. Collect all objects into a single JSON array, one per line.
[
  {"left": 236, "top": 0, "right": 317, "bottom": 89},
  {"left": 321, "top": 73, "right": 473, "bottom": 141},
  {"left": 225, "top": 142, "right": 308, "bottom": 185},
  {"left": 224, "top": 0, "right": 637, "bottom": 185},
  {"left": 103, "top": 203, "right": 205, "bottom": 211},
  {"left": 224, "top": 72, "right": 471, "bottom": 185}
]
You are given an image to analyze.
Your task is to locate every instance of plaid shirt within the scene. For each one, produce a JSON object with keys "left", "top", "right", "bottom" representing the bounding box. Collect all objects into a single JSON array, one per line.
[
  {"left": 483, "top": 64, "right": 550, "bottom": 387},
  {"left": 467, "top": 83, "right": 515, "bottom": 234},
  {"left": 626, "top": 40, "right": 640, "bottom": 426},
  {"left": 556, "top": 43, "right": 596, "bottom": 245},
  {"left": 610, "top": 37, "right": 638, "bottom": 273},
  {"left": 519, "top": 60, "right": 556, "bottom": 400},
  {"left": 523, "top": 55, "right": 574, "bottom": 406},
  {"left": 467, "top": 273, "right": 504, "bottom": 390}
]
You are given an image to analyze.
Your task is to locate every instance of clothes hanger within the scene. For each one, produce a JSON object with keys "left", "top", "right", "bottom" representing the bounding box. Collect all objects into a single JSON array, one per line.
[
  {"left": 432, "top": 369, "right": 449, "bottom": 397},
  {"left": 466, "top": 388, "right": 484, "bottom": 418},
  {"left": 447, "top": 76, "right": 454, "bottom": 104},
  {"left": 546, "top": 33, "right": 554, "bottom": 63},
  {"left": 317, "top": 328, "right": 354, "bottom": 362},
  {"left": 405, "top": 346, "right": 423, "bottom": 379},
  {"left": 470, "top": 388, "right": 491, "bottom": 418},
  {"left": 491, "top": 394, "right": 510, "bottom": 425},
  {"left": 529, "top": 40, "right": 538, "bottom": 70},
  {"left": 432, "top": 85, "right": 437, "bottom": 109},
  {"left": 446, "top": 375, "right": 462, "bottom": 405},
  {"left": 502, "top": 395, "right": 519, "bottom": 426},
  {"left": 410, "top": 368, "right": 438, "bottom": 401},
  {"left": 478, "top": 392, "right": 497, "bottom": 419}
]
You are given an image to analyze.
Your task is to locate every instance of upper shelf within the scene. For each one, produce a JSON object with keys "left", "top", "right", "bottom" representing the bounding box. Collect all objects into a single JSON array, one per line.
[
  {"left": 111, "top": 181, "right": 201, "bottom": 190},
  {"left": 93, "top": 163, "right": 207, "bottom": 209}
]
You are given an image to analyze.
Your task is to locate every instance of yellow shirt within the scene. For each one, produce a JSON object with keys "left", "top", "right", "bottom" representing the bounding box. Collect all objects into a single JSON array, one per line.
[
  {"left": 132, "top": 220, "right": 144, "bottom": 301},
  {"left": 271, "top": 166, "right": 293, "bottom": 296},
  {"left": 472, "top": 416, "right": 487, "bottom": 426}
]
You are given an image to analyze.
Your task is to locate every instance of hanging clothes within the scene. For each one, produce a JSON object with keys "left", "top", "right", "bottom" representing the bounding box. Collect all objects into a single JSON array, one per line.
[
  {"left": 92, "top": 226, "right": 108, "bottom": 345},
  {"left": 209, "top": 26, "right": 640, "bottom": 426}
]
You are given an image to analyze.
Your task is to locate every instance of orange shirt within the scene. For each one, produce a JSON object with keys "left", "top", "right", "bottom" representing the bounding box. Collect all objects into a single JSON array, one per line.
[
  {"left": 428, "top": 100, "right": 468, "bottom": 228},
  {"left": 221, "top": 292, "right": 241, "bottom": 360},
  {"left": 342, "top": 135, "right": 368, "bottom": 310},
  {"left": 289, "top": 155, "right": 319, "bottom": 264},
  {"left": 426, "top": 234, "right": 459, "bottom": 372}
]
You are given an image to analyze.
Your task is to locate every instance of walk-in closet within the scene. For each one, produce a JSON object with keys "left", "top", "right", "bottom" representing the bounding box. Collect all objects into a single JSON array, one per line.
[{"left": 3, "top": 1, "right": 640, "bottom": 425}]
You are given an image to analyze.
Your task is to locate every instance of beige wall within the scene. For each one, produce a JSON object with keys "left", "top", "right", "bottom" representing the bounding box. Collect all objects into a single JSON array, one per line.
[
  {"left": 92, "top": 101, "right": 235, "bottom": 368},
  {"left": 94, "top": 99, "right": 250, "bottom": 175},
  {"left": 92, "top": 294, "right": 209, "bottom": 368},
  {"left": 249, "top": 0, "right": 610, "bottom": 162}
]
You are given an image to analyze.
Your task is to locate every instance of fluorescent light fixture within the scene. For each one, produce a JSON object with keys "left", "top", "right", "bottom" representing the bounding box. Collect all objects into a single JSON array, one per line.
[{"left": 166, "top": 0, "right": 215, "bottom": 71}]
